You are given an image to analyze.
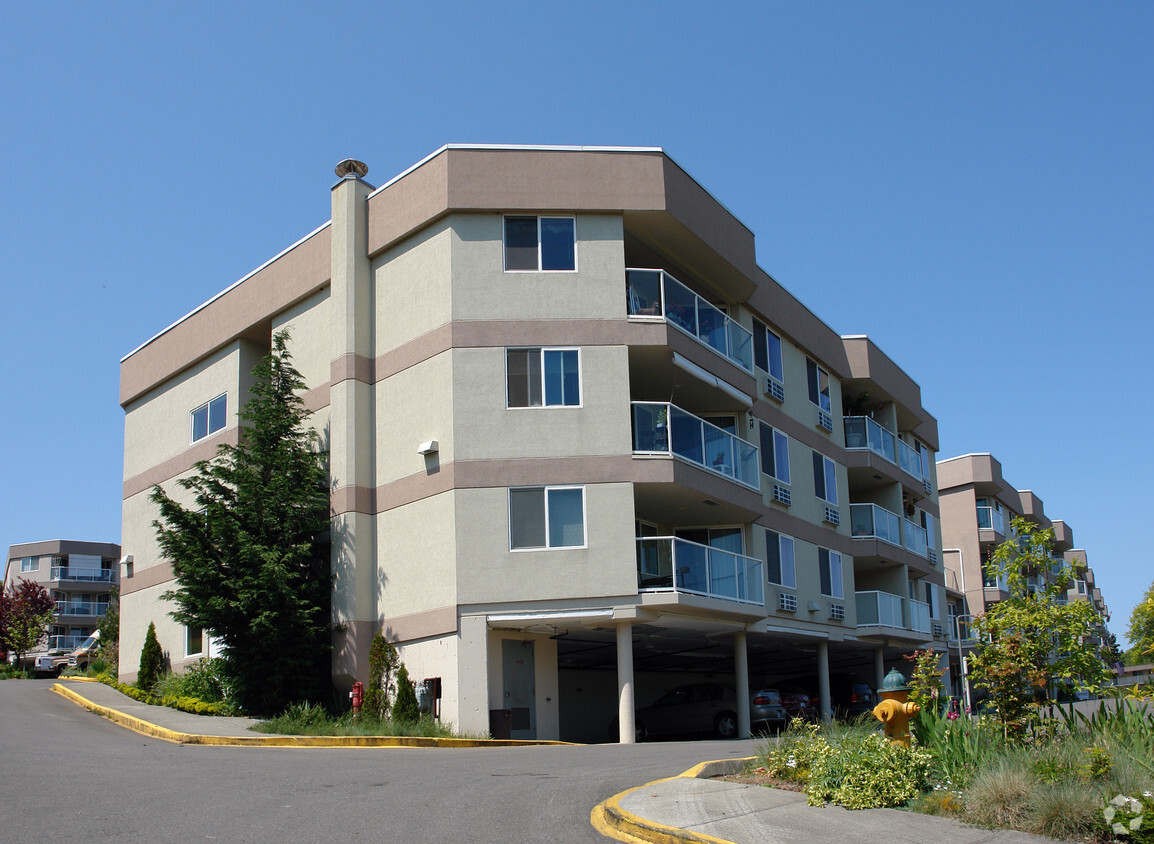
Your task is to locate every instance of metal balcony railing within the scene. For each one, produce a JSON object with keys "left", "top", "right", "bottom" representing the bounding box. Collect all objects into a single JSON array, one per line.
[
  {"left": 850, "top": 503, "right": 902, "bottom": 546},
  {"left": 855, "top": 591, "right": 932, "bottom": 635},
  {"left": 976, "top": 506, "right": 1005, "bottom": 534},
  {"left": 631, "top": 402, "right": 759, "bottom": 490},
  {"left": 637, "top": 536, "right": 764, "bottom": 606},
  {"left": 54, "top": 601, "right": 108, "bottom": 617},
  {"left": 50, "top": 567, "right": 113, "bottom": 583},
  {"left": 843, "top": 416, "right": 895, "bottom": 463},
  {"left": 626, "top": 268, "right": 753, "bottom": 372}
]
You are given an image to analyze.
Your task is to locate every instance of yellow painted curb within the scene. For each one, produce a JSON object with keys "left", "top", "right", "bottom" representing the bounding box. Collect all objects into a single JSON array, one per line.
[
  {"left": 589, "top": 757, "right": 755, "bottom": 844},
  {"left": 50, "top": 683, "right": 576, "bottom": 748}
]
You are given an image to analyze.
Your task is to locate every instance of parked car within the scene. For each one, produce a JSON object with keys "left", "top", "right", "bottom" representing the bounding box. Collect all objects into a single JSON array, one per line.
[
  {"left": 778, "top": 687, "right": 818, "bottom": 721},
  {"left": 749, "top": 688, "right": 790, "bottom": 733},
  {"left": 633, "top": 682, "right": 740, "bottom": 740},
  {"left": 769, "top": 673, "right": 876, "bottom": 720},
  {"left": 33, "top": 631, "right": 100, "bottom": 676}
]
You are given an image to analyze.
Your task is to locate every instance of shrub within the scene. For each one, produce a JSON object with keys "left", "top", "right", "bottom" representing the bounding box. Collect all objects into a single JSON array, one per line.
[
  {"left": 806, "top": 732, "right": 931, "bottom": 809},
  {"left": 757, "top": 719, "right": 829, "bottom": 782},
  {"left": 137, "top": 622, "right": 165, "bottom": 692},
  {"left": 1105, "top": 793, "right": 1154, "bottom": 843},
  {"left": 963, "top": 757, "right": 1034, "bottom": 830},
  {"left": 392, "top": 664, "right": 420, "bottom": 724},
  {"left": 364, "top": 635, "right": 399, "bottom": 720},
  {"left": 1028, "top": 783, "right": 1103, "bottom": 841}
]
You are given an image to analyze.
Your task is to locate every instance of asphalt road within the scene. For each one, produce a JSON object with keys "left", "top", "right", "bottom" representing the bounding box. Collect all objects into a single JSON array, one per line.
[{"left": 0, "top": 680, "right": 759, "bottom": 843}]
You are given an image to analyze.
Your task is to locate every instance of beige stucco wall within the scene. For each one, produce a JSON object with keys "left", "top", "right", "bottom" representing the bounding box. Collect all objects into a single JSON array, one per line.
[
  {"left": 454, "top": 483, "right": 637, "bottom": 605},
  {"left": 373, "top": 218, "right": 453, "bottom": 355},
  {"left": 273, "top": 287, "right": 332, "bottom": 403},
  {"left": 375, "top": 352, "right": 455, "bottom": 484},
  {"left": 377, "top": 492, "right": 458, "bottom": 616}
]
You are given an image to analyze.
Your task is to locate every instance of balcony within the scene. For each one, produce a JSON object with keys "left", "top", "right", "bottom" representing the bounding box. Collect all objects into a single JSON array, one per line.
[
  {"left": 54, "top": 601, "right": 108, "bottom": 617},
  {"left": 637, "top": 537, "right": 764, "bottom": 606},
  {"left": 850, "top": 503, "right": 901, "bottom": 546},
  {"left": 844, "top": 416, "right": 895, "bottom": 462},
  {"left": 897, "top": 439, "right": 928, "bottom": 484},
  {"left": 47, "top": 634, "right": 88, "bottom": 652},
  {"left": 904, "top": 519, "right": 929, "bottom": 558},
  {"left": 50, "top": 567, "right": 114, "bottom": 583},
  {"left": 856, "top": 591, "right": 932, "bottom": 635},
  {"left": 627, "top": 268, "right": 753, "bottom": 373},
  {"left": 976, "top": 506, "right": 1005, "bottom": 534},
  {"left": 632, "top": 402, "right": 759, "bottom": 490}
]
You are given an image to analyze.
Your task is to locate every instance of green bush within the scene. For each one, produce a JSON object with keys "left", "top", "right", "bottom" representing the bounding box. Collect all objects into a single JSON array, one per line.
[
  {"left": 806, "top": 733, "right": 931, "bottom": 809},
  {"left": 392, "top": 664, "right": 420, "bottom": 724},
  {"left": 1105, "top": 793, "right": 1154, "bottom": 843},
  {"left": 757, "top": 719, "right": 830, "bottom": 782},
  {"left": 137, "top": 622, "right": 165, "bottom": 692},
  {"left": 364, "top": 635, "right": 399, "bottom": 720}
]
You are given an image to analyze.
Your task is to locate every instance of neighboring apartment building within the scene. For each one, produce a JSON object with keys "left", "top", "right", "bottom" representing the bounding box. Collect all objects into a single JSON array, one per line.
[
  {"left": 3, "top": 540, "right": 121, "bottom": 665},
  {"left": 936, "top": 453, "right": 1110, "bottom": 698},
  {"left": 119, "top": 145, "right": 946, "bottom": 741}
]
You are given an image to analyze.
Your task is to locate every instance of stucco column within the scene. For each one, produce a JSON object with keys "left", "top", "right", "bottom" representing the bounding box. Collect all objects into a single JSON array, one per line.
[
  {"left": 817, "top": 640, "right": 832, "bottom": 722},
  {"left": 329, "top": 161, "right": 377, "bottom": 688},
  {"left": 616, "top": 623, "right": 636, "bottom": 744},
  {"left": 734, "top": 630, "right": 750, "bottom": 738},
  {"left": 874, "top": 646, "right": 886, "bottom": 692}
]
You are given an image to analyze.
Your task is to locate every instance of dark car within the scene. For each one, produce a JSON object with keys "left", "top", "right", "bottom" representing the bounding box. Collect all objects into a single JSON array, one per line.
[
  {"left": 634, "top": 682, "right": 740, "bottom": 740},
  {"left": 749, "top": 689, "right": 790, "bottom": 733},
  {"left": 778, "top": 688, "right": 817, "bottom": 721},
  {"left": 769, "top": 673, "right": 876, "bottom": 720}
]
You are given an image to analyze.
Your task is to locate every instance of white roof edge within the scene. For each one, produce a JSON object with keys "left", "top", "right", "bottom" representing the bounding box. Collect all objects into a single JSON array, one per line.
[
  {"left": 121, "top": 220, "right": 332, "bottom": 363},
  {"left": 936, "top": 453, "right": 994, "bottom": 463}
]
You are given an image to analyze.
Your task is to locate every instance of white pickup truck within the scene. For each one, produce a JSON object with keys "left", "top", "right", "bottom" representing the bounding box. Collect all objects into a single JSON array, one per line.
[{"left": 33, "top": 631, "right": 100, "bottom": 676}]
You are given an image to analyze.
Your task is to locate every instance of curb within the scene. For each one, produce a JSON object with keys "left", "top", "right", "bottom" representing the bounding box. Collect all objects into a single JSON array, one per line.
[
  {"left": 590, "top": 757, "right": 754, "bottom": 844},
  {"left": 50, "top": 683, "right": 576, "bottom": 748}
]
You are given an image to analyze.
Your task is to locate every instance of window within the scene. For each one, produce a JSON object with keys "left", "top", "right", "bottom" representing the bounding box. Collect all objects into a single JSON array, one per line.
[
  {"left": 819, "top": 548, "right": 843, "bottom": 598},
  {"left": 806, "top": 358, "right": 831, "bottom": 412},
  {"left": 765, "top": 530, "right": 796, "bottom": 588},
  {"left": 812, "top": 451, "right": 838, "bottom": 505},
  {"left": 506, "top": 348, "right": 580, "bottom": 407},
  {"left": 676, "top": 526, "right": 743, "bottom": 554},
  {"left": 20, "top": 556, "right": 39, "bottom": 572},
  {"left": 504, "top": 215, "right": 576, "bottom": 271},
  {"left": 758, "top": 423, "right": 790, "bottom": 483},
  {"left": 191, "top": 394, "right": 227, "bottom": 443},
  {"left": 925, "top": 582, "right": 940, "bottom": 619},
  {"left": 509, "top": 486, "right": 585, "bottom": 549},
  {"left": 752, "top": 321, "right": 784, "bottom": 383},
  {"left": 186, "top": 625, "right": 204, "bottom": 658}
]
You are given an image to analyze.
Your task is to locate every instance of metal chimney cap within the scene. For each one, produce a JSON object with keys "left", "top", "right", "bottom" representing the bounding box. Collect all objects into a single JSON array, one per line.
[{"left": 334, "top": 159, "right": 369, "bottom": 179}]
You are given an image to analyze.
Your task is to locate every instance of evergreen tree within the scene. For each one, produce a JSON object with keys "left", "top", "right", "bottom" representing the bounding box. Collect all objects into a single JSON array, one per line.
[
  {"left": 151, "top": 331, "right": 331, "bottom": 715},
  {"left": 137, "top": 621, "right": 165, "bottom": 691},
  {"left": 364, "top": 634, "right": 399, "bottom": 721},
  {"left": 1124, "top": 580, "right": 1154, "bottom": 665},
  {"left": 392, "top": 664, "right": 420, "bottom": 723}
]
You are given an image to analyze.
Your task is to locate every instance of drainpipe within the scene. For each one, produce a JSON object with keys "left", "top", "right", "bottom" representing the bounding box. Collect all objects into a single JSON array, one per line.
[{"left": 942, "top": 548, "right": 972, "bottom": 715}]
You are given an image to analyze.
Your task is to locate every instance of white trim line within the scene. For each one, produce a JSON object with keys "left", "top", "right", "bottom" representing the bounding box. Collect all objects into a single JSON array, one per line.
[
  {"left": 487, "top": 610, "right": 615, "bottom": 624},
  {"left": 120, "top": 220, "right": 332, "bottom": 363}
]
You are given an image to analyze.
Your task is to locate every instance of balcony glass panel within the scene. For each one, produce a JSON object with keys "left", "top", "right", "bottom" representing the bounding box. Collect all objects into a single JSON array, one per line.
[
  {"left": 632, "top": 402, "right": 759, "bottom": 490},
  {"left": 909, "top": 600, "right": 931, "bottom": 634},
  {"left": 50, "top": 567, "right": 113, "bottom": 583},
  {"left": 843, "top": 416, "right": 895, "bottom": 463},
  {"left": 976, "top": 506, "right": 1005, "bottom": 533},
  {"left": 904, "top": 519, "right": 929, "bottom": 557},
  {"left": 54, "top": 601, "right": 107, "bottom": 617},
  {"left": 47, "top": 634, "right": 87, "bottom": 651},
  {"left": 636, "top": 537, "right": 763, "bottom": 605},
  {"left": 856, "top": 591, "right": 905, "bottom": 628},
  {"left": 850, "top": 503, "right": 901, "bottom": 546},
  {"left": 626, "top": 268, "right": 753, "bottom": 372},
  {"left": 898, "top": 439, "right": 924, "bottom": 478}
]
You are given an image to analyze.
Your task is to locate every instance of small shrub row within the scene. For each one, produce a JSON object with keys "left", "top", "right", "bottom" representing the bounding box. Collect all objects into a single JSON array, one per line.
[{"left": 252, "top": 700, "right": 467, "bottom": 738}]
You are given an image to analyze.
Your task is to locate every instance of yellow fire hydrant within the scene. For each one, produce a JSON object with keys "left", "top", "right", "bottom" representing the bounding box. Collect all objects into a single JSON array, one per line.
[{"left": 872, "top": 668, "right": 920, "bottom": 747}]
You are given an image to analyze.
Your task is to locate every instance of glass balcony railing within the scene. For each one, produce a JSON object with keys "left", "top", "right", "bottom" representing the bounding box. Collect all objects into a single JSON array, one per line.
[
  {"left": 626, "top": 268, "right": 753, "bottom": 372},
  {"left": 975, "top": 506, "right": 1005, "bottom": 534},
  {"left": 850, "top": 503, "right": 901, "bottom": 546},
  {"left": 856, "top": 591, "right": 932, "bottom": 634},
  {"left": 843, "top": 416, "right": 895, "bottom": 463},
  {"left": 897, "top": 439, "right": 924, "bottom": 479},
  {"left": 631, "top": 402, "right": 759, "bottom": 490},
  {"left": 904, "top": 519, "right": 929, "bottom": 558},
  {"left": 54, "top": 601, "right": 108, "bottom": 617},
  {"left": 636, "top": 537, "right": 764, "bottom": 606},
  {"left": 50, "top": 567, "right": 113, "bottom": 583},
  {"left": 47, "top": 634, "right": 88, "bottom": 651}
]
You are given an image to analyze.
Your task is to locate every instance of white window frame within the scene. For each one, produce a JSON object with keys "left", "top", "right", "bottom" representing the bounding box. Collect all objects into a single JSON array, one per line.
[
  {"left": 752, "top": 319, "right": 785, "bottom": 385},
  {"left": 505, "top": 347, "right": 582, "bottom": 408},
  {"left": 806, "top": 358, "right": 831, "bottom": 413},
  {"left": 812, "top": 451, "right": 838, "bottom": 505},
  {"left": 758, "top": 422, "right": 790, "bottom": 484},
  {"left": 765, "top": 529, "right": 796, "bottom": 589},
  {"left": 819, "top": 548, "right": 844, "bottom": 598},
  {"left": 190, "top": 393, "right": 227, "bottom": 443},
  {"left": 502, "top": 215, "right": 577, "bottom": 272},
  {"left": 185, "top": 625, "right": 204, "bottom": 658},
  {"left": 20, "top": 556, "right": 39, "bottom": 572},
  {"left": 508, "top": 485, "right": 587, "bottom": 551}
]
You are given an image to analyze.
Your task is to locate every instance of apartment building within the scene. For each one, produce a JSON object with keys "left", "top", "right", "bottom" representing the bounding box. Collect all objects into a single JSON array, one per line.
[
  {"left": 937, "top": 453, "right": 1110, "bottom": 698},
  {"left": 3, "top": 540, "right": 120, "bottom": 665},
  {"left": 119, "top": 145, "right": 946, "bottom": 741}
]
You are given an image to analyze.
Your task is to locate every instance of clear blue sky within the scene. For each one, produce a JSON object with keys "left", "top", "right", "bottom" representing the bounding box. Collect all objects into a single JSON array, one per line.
[{"left": 2, "top": 2, "right": 1150, "bottom": 647}]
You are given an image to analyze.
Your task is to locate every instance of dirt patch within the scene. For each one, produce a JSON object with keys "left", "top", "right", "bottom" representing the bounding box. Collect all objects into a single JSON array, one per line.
[{"left": 716, "top": 768, "right": 807, "bottom": 793}]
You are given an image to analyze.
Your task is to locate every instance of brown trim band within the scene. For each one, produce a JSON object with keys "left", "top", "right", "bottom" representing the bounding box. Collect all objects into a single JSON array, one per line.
[
  {"left": 383, "top": 605, "right": 458, "bottom": 643},
  {"left": 331, "top": 353, "right": 374, "bottom": 385},
  {"left": 120, "top": 560, "right": 175, "bottom": 596},
  {"left": 123, "top": 428, "right": 241, "bottom": 499}
]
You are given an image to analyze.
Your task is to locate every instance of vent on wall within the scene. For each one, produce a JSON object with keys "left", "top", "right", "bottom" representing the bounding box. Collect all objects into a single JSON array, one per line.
[
  {"left": 773, "top": 485, "right": 791, "bottom": 506},
  {"left": 817, "top": 410, "right": 833, "bottom": 432},
  {"left": 923, "top": 478, "right": 933, "bottom": 495},
  {"left": 933, "top": 622, "right": 944, "bottom": 638},
  {"left": 824, "top": 506, "right": 840, "bottom": 526},
  {"left": 762, "top": 374, "right": 785, "bottom": 403},
  {"left": 928, "top": 549, "right": 938, "bottom": 566},
  {"left": 779, "top": 593, "right": 798, "bottom": 612},
  {"left": 829, "top": 603, "right": 845, "bottom": 620}
]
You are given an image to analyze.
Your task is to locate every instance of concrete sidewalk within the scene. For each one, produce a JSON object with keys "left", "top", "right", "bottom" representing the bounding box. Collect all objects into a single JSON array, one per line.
[{"left": 596, "top": 758, "right": 1063, "bottom": 844}]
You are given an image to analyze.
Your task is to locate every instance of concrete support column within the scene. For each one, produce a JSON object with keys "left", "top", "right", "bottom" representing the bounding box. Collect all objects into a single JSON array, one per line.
[
  {"left": 817, "top": 640, "right": 832, "bottom": 722},
  {"left": 616, "top": 623, "right": 636, "bottom": 744},
  {"left": 328, "top": 162, "right": 377, "bottom": 687},
  {"left": 734, "top": 630, "right": 750, "bottom": 739},
  {"left": 874, "top": 646, "right": 886, "bottom": 692}
]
